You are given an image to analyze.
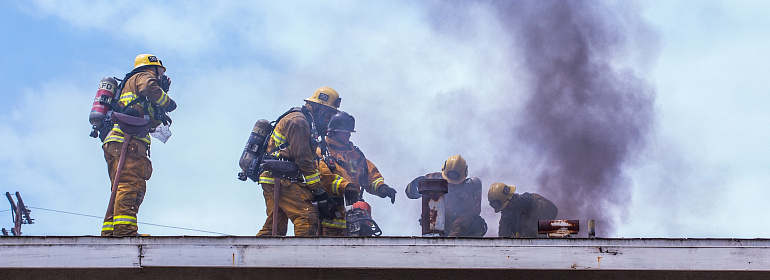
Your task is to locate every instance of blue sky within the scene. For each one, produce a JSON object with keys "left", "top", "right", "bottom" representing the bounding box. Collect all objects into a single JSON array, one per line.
[{"left": 1, "top": 0, "right": 769, "bottom": 238}]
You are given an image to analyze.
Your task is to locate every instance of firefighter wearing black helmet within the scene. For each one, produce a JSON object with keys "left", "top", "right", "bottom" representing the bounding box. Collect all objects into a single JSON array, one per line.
[
  {"left": 256, "top": 87, "right": 341, "bottom": 237},
  {"left": 317, "top": 111, "right": 396, "bottom": 236}
]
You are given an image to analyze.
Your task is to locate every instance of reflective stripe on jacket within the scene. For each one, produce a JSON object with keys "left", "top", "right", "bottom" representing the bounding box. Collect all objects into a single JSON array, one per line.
[
  {"left": 317, "top": 137, "right": 386, "bottom": 196},
  {"left": 258, "top": 109, "right": 322, "bottom": 191},
  {"left": 103, "top": 69, "right": 171, "bottom": 145}
]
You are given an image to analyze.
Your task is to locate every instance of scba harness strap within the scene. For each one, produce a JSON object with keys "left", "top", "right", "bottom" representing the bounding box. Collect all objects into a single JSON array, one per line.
[
  {"left": 98, "top": 70, "right": 169, "bottom": 141},
  {"left": 264, "top": 106, "right": 318, "bottom": 160},
  {"left": 257, "top": 106, "right": 320, "bottom": 183}
]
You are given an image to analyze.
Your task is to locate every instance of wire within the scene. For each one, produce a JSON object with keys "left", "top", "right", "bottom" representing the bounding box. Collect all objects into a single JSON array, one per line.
[
  {"left": 28, "top": 207, "right": 101, "bottom": 219},
  {"left": 27, "top": 206, "right": 231, "bottom": 236},
  {"left": 0, "top": 209, "right": 10, "bottom": 213}
]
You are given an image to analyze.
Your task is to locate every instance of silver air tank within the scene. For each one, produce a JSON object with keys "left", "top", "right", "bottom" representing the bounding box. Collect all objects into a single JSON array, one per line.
[{"left": 238, "top": 119, "right": 272, "bottom": 181}]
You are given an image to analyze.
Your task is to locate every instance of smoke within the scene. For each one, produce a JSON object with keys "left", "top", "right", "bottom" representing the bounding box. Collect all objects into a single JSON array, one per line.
[
  {"left": 490, "top": 1, "right": 658, "bottom": 236},
  {"left": 5, "top": 1, "right": 665, "bottom": 237},
  {"left": 416, "top": 1, "right": 659, "bottom": 236}
]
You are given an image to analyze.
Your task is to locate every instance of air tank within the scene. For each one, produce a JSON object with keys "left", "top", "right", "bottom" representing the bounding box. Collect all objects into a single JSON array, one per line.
[
  {"left": 89, "top": 77, "right": 118, "bottom": 137},
  {"left": 238, "top": 119, "right": 273, "bottom": 181}
]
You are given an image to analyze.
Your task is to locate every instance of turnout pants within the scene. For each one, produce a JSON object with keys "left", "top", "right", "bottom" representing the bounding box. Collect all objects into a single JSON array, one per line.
[
  {"left": 102, "top": 141, "right": 152, "bottom": 237},
  {"left": 321, "top": 204, "right": 347, "bottom": 237},
  {"left": 257, "top": 180, "right": 319, "bottom": 237}
]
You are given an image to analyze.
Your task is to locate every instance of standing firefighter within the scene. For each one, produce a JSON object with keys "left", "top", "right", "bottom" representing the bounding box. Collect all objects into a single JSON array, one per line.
[
  {"left": 488, "top": 182, "right": 558, "bottom": 238},
  {"left": 317, "top": 111, "right": 396, "bottom": 236},
  {"left": 256, "top": 87, "right": 341, "bottom": 237},
  {"left": 405, "top": 155, "right": 487, "bottom": 237},
  {"left": 102, "top": 54, "right": 176, "bottom": 237}
]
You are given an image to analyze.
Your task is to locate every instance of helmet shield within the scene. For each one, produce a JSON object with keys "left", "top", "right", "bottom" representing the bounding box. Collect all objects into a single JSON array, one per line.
[
  {"left": 441, "top": 155, "right": 468, "bottom": 184},
  {"left": 488, "top": 182, "right": 516, "bottom": 213}
]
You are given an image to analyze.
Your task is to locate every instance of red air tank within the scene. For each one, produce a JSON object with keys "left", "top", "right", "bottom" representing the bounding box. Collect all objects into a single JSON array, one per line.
[{"left": 89, "top": 77, "right": 118, "bottom": 138}]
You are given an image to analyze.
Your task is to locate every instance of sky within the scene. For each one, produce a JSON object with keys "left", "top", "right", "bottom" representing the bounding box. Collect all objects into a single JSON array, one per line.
[{"left": 0, "top": 0, "right": 768, "bottom": 238}]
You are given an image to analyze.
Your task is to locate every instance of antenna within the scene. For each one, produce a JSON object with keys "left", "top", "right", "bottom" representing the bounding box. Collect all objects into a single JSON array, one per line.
[{"left": 2, "top": 192, "right": 34, "bottom": 236}]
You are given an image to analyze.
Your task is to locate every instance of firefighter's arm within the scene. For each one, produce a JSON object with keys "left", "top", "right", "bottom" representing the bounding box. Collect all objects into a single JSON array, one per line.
[
  {"left": 498, "top": 210, "right": 515, "bottom": 237},
  {"left": 285, "top": 116, "right": 322, "bottom": 191},
  {"left": 469, "top": 177, "right": 482, "bottom": 216},
  {"left": 404, "top": 175, "right": 426, "bottom": 199},
  {"left": 365, "top": 159, "right": 385, "bottom": 194},
  {"left": 366, "top": 160, "right": 396, "bottom": 203},
  {"left": 317, "top": 149, "right": 349, "bottom": 196},
  {"left": 136, "top": 72, "right": 175, "bottom": 111},
  {"left": 448, "top": 213, "right": 474, "bottom": 237}
]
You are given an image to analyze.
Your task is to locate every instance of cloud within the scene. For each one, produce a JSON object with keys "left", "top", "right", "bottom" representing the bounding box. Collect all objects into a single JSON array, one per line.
[{"left": 4, "top": 0, "right": 769, "bottom": 238}]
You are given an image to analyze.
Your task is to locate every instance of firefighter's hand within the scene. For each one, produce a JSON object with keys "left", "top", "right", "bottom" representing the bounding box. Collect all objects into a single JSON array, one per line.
[
  {"left": 378, "top": 184, "right": 397, "bottom": 204},
  {"left": 165, "top": 99, "right": 177, "bottom": 112},
  {"left": 344, "top": 184, "right": 359, "bottom": 204},
  {"left": 313, "top": 189, "right": 338, "bottom": 220},
  {"left": 405, "top": 176, "right": 425, "bottom": 199},
  {"left": 160, "top": 75, "right": 171, "bottom": 92}
]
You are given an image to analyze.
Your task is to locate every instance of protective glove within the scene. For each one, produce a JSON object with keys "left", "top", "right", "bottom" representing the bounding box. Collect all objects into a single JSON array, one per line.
[
  {"left": 405, "top": 176, "right": 425, "bottom": 199},
  {"left": 344, "top": 184, "right": 360, "bottom": 205},
  {"left": 313, "top": 189, "right": 338, "bottom": 220},
  {"left": 377, "top": 184, "right": 397, "bottom": 204},
  {"left": 165, "top": 99, "right": 177, "bottom": 112},
  {"left": 159, "top": 75, "right": 171, "bottom": 92}
]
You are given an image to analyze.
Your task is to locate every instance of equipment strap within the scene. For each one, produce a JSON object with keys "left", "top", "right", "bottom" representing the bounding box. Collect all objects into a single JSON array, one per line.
[
  {"left": 118, "top": 95, "right": 145, "bottom": 113},
  {"left": 319, "top": 137, "right": 337, "bottom": 173},
  {"left": 264, "top": 107, "right": 316, "bottom": 161},
  {"left": 354, "top": 146, "right": 371, "bottom": 196},
  {"left": 113, "top": 69, "right": 170, "bottom": 126},
  {"left": 112, "top": 70, "right": 148, "bottom": 115}
]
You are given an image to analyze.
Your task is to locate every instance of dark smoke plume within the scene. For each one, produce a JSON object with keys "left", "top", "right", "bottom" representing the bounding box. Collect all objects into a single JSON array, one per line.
[{"left": 491, "top": 1, "right": 658, "bottom": 236}]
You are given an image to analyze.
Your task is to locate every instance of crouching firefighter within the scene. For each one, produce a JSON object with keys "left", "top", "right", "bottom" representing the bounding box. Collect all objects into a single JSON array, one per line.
[
  {"left": 488, "top": 182, "right": 558, "bottom": 238},
  {"left": 405, "top": 155, "right": 487, "bottom": 237},
  {"left": 256, "top": 87, "right": 341, "bottom": 237},
  {"left": 316, "top": 111, "right": 395, "bottom": 236},
  {"left": 101, "top": 54, "right": 176, "bottom": 237}
]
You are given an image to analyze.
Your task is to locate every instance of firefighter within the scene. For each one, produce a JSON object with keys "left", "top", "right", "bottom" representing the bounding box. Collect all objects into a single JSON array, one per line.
[
  {"left": 256, "top": 87, "right": 341, "bottom": 237},
  {"left": 317, "top": 111, "right": 397, "bottom": 236},
  {"left": 488, "top": 182, "right": 558, "bottom": 238},
  {"left": 405, "top": 155, "right": 487, "bottom": 237},
  {"left": 102, "top": 54, "right": 176, "bottom": 237}
]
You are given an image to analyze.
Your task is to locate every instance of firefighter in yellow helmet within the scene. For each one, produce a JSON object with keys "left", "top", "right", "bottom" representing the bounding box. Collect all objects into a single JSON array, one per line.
[
  {"left": 405, "top": 155, "right": 487, "bottom": 237},
  {"left": 102, "top": 54, "right": 176, "bottom": 236},
  {"left": 316, "top": 111, "right": 397, "bottom": 236},
  {"left": 488, "top": 182, "right": 558, "bottom": 237},
  {"left": 256, "top": 86, "right": 341, "bottom": 236}
]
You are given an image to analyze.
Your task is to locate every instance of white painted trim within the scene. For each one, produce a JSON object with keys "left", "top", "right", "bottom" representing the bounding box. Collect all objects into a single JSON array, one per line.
[{"left": 1, "top": 237, "right": 769, "bottom": 270}]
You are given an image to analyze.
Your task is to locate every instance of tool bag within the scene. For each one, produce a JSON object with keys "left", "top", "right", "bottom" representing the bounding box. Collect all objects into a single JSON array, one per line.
[{"left": 261, "top": 159, "right": 301, "bottom": 181}]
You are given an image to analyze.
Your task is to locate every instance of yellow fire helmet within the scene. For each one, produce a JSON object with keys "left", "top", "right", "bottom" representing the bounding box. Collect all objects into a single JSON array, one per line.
[
  {"left": 441, "top": 155, "right": 468, "bottom": 184},
  {"left": 488, "top": 182, "right": 516, "bottom": 213},
  {"left": 134, "top": 54, "right": 165, "bottom": 70},
  {"left": 305, "top": 86, "right": 341, "bottom": 109}
]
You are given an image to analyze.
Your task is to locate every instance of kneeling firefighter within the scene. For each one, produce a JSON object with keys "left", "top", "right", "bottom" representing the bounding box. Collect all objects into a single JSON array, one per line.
[
  {"left": 405, "top": 155, "right": 487, "bottom": 237},
  {"left": 316, "top": 111, "right": 396, "bottom": 236},
  {"left": 488, "top": 183, "right": 558, "bottom": 238},
  {"left": 255, "top": 87, "right": 341, "bottom": 237},
  {"left": 100, "top": 54, "right": 177, "bottom": 237}
]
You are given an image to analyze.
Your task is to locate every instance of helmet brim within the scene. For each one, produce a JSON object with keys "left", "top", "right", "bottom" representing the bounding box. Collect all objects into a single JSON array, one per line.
[{"left": 304, "top": 99, "right": 338, "bottom": 110}]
